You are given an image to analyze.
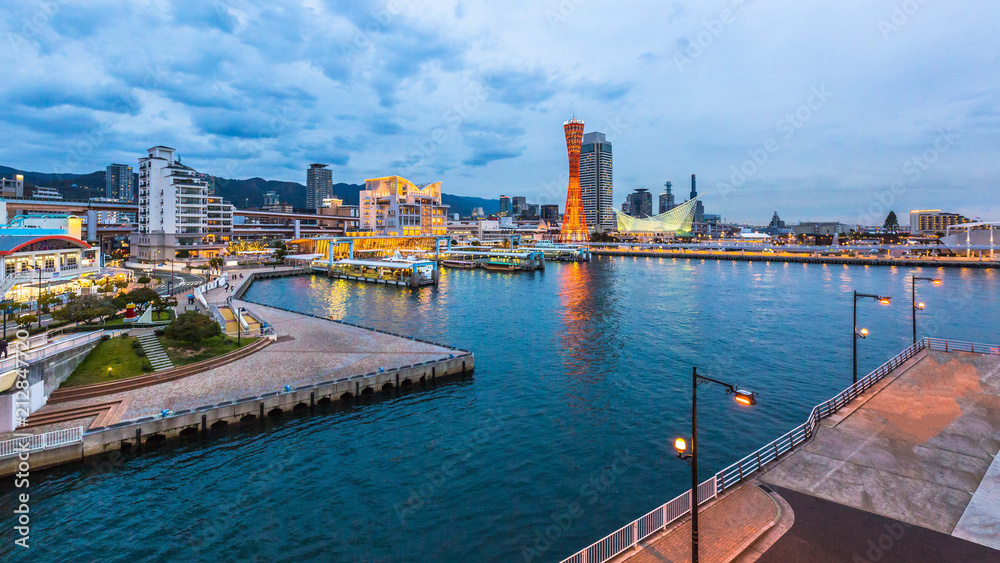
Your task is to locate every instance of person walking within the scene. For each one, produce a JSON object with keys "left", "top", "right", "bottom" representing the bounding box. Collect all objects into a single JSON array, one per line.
[{"left": 0, "top": 338, "right": 7, "bottom": 359}]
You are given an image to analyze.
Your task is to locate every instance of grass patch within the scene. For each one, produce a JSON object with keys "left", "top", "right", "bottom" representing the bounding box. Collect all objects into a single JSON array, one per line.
[
  {"left": 160, "top": 334, "right": 259, "bottom": 367},
  {"left": 62, "top": 336, "right": 152, "bottom": 387}
]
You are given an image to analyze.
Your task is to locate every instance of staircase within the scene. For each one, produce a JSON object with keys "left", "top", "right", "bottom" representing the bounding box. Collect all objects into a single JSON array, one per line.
[
  {"left": 0, "top": 270, "right": 34, "bottom": 298},
  {"left": 136, "top": 333, "right": 174, "bottom": 371}
]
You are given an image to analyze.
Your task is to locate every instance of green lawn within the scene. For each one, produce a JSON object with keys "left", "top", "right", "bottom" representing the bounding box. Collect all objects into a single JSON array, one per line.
[
  {"left": 160, "top": 334, "right": 259, "bottom": 367},
  {"left": 62, "top": 336, "right": 152, "bottom": 387}
]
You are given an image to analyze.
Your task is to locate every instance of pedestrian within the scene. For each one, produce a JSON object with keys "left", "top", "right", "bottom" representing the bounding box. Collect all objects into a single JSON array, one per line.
[{"left": 0, "top": 338, "right": 7, "bottom": 359}]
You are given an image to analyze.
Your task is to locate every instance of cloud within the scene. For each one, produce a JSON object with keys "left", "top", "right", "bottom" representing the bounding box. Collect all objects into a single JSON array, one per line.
[{"left": 0, "top": 0, "right": 996, "bottom": 222}]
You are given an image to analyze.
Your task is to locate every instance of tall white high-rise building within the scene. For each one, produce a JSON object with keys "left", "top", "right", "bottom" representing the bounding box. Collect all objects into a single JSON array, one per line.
[
  {"left": 106, "top": 163, "right": 134, "bottom": 201},
  {"left": 133, "top": 146, "right": 231, "bottom": 261},
  {"left": 580, "top": 131, "right": 613, "bottom": 231}
]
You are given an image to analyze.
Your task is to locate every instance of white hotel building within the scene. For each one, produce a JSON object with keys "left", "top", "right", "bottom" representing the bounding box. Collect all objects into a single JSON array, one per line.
[
  {"left": 360, "top": 176, "right": 448, "bottom": 236},
  {"left": 132, "top": 146, "right": 233, "bottom": 262}
]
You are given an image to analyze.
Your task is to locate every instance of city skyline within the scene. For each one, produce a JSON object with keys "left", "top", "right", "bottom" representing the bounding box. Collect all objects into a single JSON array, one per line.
[{"left": 0, "top": 2, "right": 998, "bottom": 223}]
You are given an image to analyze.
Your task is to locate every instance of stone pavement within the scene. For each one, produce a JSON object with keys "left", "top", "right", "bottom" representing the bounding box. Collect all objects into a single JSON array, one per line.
[
  {"left": 762, "top": 350, "right": 1000, "bottom": 548},
  {"left": 616, "top": 484, "right": 779, "bottom": 563}
]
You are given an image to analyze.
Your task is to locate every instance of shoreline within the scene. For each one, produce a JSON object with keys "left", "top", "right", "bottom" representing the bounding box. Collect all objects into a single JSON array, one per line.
[{"left": 591, "top": 249, "right": 997, "bottom": 269}]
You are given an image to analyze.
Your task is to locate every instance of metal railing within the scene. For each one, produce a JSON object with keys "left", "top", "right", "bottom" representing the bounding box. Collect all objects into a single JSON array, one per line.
[
  {"left": 0, "top": 330, "right": 126, "bottom": 374},
  {"left": 560, "top": 478, "right": 716, "bottom": 563},
  {"left": 560, "top": 337, "right": 998, "bottom": 563},
  {"left": 715, "top": 338, "right": 927, "bottom": 493},
  {"left": 0, "top": 426, "right": 84, "bottom": 459}
]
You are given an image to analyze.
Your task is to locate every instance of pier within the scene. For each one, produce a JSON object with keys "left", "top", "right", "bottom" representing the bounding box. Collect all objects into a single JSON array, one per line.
[
  {"left": 558, "top": 338, "right": 1000, "bottom": 562},
  {"left": 0, "top": 268, "right": 473, "bottom": 476},
  {"left": 592, "top": 248, "right": 998, "bottom": 269},
  {"left": 438, "top": 248, "right": 546, "bottom": 271}
]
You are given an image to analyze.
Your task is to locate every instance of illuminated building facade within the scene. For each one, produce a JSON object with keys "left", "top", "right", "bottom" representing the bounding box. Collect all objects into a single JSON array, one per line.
[
  {"left": 360, "top": 176, "right": 448, "bottom": 236},
  {"left": 909, "top": 209, "right": 972, "bottom": 235},
  {"left": 580, "top": 131, "right": 613, "bottom": 231},
  {"left": 559, "top": 119, "right": 589, "bottom": 242},
  {"left": 613, "top": 196, "right": 699, "bottom": 234}
]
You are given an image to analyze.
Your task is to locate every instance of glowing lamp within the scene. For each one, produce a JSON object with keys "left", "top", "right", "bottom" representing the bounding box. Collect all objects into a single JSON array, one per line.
[
  {"left": 879, "top": 297, "right": 892, "bottom": 305},
  {"left": 859, "top": 328, "right": 869, "bottom": 338},
  {"left": 673, "top": 437, "right": 687, "bottom": 453},
  {"left": 917, "top": 302, "right": 925, "bottom": 310},
  {"left": 734, "top": 389, "right": 757, "bottom": 406},
  {"left": 932, "top": 279, "right": 942, "bottom": 285}
]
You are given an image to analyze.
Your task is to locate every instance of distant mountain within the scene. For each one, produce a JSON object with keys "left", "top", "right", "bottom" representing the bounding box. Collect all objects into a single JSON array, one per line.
[{"left": 0, "top": 165, "right": 501, "bottom": 216}]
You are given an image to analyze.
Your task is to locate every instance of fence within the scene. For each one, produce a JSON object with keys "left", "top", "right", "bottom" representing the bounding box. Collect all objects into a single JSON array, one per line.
[
  {"left": 193, "top": 274, "right": 227, "bottom": 309},
  {"left": 0, "top": 426, "right": 83, "bottom": 459},
  {"left": 559, "top": 337, "right": 997, "bottom": 563},
  {"left": 0, "top": 329, "right": 127, "bottom": 374}
]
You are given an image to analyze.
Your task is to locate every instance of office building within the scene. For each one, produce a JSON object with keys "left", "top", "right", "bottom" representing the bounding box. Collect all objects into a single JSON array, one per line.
[
  {"left": 106, "top": 163, "right": 134, "bottom": 201},
  {"left": 307, "top": 163, "right": 333, "bottom": 210},
  {"left": 624, "top": 188, "right": 653, "bottom": 218},
  {"left": 559, "top": 118, "right": 589, "bottom": 242},
  {"left": 471, "top": 207, "right": 485, "bottom": 219},
  {"left": 499, "top": 195, "right": 512, "bottom": 217},
  {"left": 688, "top": 174, "right": 705, "bottom": 223},
  {"left": 909, "top": 209, "right": 972, "bottom": 235},
  {"left": 133, "top": 146, "right": 231, "bottom": 261},
  {"left": 659, "top": 181, "right": 675, "bottom": 214},
  {"left": 512, "top": 196, "right": 527, "bottom": 216},
  {"left": 264, "top": 191, "right": 280, "bottom": 207},
  {"left": 580, "top": 131, "right": 614, "bottom": 231},
  {"left": 523, "top": 203, "right": 539, "bottom": 219},
  {"left": 0, "top": 174, "right": 24, "bottom": 198},
  {"left": 360, "top": 176, "right": 448, "bottom": 236},
  {"left": 541, "top": 204, "right": 559, "bottom": 222}
]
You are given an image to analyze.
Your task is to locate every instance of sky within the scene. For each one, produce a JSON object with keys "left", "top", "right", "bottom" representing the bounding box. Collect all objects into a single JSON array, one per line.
[{"left": 1, "top": 0, "right": 997, "bottom": 224}]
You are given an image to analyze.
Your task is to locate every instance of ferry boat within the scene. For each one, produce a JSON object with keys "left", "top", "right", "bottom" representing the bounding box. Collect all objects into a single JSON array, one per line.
[
  {"left": 441, "top": 259, "right": 476, "bottom": 269},
  {"left": 483, "top": 262, "right": 520, "bottom": 271}
]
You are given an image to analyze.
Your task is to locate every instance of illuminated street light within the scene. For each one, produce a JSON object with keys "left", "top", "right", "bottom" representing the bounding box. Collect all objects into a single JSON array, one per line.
[
  {"left": 911, "top": 276, "right": 942, "bottom": 343},
  {"left": 853, "top": 291, "right": 892, "bottom": 384},
  {"left": 675, "top": 367, "right": 759, "bottom": 563}
]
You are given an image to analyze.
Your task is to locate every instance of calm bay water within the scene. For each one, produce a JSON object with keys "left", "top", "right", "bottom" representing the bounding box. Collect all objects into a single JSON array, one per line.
[{"left": 3, "top": 257, "right": 998, "bottom": 562}]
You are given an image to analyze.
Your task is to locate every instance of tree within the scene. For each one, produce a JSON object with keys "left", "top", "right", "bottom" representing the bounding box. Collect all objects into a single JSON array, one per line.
[
  {"left": 38, "top": 291, "right": 62, "bottom": 314},
  {"left": 883, "top": 211, "right": 899, "bottom": 233},
  {"left": 53, "top": 295, "right": 115, "bottom": 325},
  {"left": 164, "top": 311, "right": 221, "bottom": 344},
  {"left": 208, "top": 257, "right": 224, "bottom": 272},
  {"left": 16, "top": 314, "right": 37, "bottom": 328},
  {"left": 113, "top": 287, "right": 161, "bottom": 313},
  {"left": 154, "top": 296, "right": 177, "bottom": 316}
]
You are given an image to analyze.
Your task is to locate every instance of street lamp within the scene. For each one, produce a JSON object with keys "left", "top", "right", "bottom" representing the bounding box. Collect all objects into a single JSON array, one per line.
[
  {"left": 911, "top": 276, "right": 942, "bottom": 343},
  {"left": 853, "top": 291, "right": 892, "bottom": 384},
  {"left": 674, "top": 367, "right": 758, "bottom": 563},
  {"left": 237, "top": 306, "right": 245, "bottom": 346}
]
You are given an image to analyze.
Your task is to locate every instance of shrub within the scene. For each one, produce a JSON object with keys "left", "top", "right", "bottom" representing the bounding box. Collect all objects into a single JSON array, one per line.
[
  {"left": 142, "top": 362, "right": 153, "bottom": 372},
  {"left": 164, "top": 311, "right": 221, "bottom": 344},
  {"left": 136, "top": 349, "right": 146, "bottom": 357},
  {"left": 101, "top": 334, "right": 110, "bottom": 341},
  {"left": 154, "top": 329, "right": 165, "bottom": 337}
]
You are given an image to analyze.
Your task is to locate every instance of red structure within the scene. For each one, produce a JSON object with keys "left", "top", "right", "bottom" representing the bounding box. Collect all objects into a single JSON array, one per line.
[{"left": 559, "top": 118, "right": 589, "bottom": 242}]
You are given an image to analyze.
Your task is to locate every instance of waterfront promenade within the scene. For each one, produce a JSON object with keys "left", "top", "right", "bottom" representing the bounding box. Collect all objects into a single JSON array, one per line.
[
  {"left": 592, "top": 248, "right": 998, "bottom": 268},
  {"left": 562, "top": 340, "right": 1000, "bottom": 562},
  {"left": 1, "top": 266, "right": 473, "bottom": 475}
]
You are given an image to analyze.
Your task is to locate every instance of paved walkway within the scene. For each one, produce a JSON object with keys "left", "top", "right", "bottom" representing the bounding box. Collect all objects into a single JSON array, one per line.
[
  {"left": 756, "top": 485, "right": 1000, "bottom": 563},
  {"left": 762, "top": 350, "right": 1000, "bottom": 548},
  {"left": 616, "top": 484, "right": 778, "bottom": 563}
]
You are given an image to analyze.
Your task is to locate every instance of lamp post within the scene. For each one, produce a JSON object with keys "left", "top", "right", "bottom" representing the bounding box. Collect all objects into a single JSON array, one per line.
[
  {"left": 237, "top": 306, "right": 245, "bottom": 346},
  {"left": 674, "top": 367, "right": 758, "bottom": 563},
  {"left": 33, "top": 265, "right": 43, "bottom": 329},
  {"left": 911, "top": 276, "right": 942, "bottom": 343},
  {"left": 853, "top": 291, "right": 892, "bottom": 384}
]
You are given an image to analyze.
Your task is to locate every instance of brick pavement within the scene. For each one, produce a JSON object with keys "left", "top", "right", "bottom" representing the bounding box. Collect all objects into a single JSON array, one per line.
[{"left": 617, "top": 484, "right": 778, "bottom": 563}]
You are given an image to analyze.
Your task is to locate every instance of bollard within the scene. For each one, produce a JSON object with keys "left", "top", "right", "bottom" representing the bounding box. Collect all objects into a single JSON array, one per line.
[
  {"left": 310, "top": 391, "right": 315, "bottom": 409},
  {"left": 201, "top": 414, "right": 207, "bottom": 434},
  {"left": 135, "top": 428, "right": 142, "bottom": 453}
]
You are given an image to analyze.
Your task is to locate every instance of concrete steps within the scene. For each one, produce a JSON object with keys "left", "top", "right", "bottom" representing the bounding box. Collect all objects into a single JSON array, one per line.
[{"left": 137, "top": 334, "right": 174, "bottom": 371}]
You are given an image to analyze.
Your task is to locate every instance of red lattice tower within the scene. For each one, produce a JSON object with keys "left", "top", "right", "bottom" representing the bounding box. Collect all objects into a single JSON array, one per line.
[{"left": 559, "top": 118, "right": 589, "bottom": 242}]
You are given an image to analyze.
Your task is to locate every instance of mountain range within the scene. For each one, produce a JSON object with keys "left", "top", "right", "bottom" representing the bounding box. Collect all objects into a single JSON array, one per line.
[{"left": 0, "top": 166, "right": 501, "bottom": 217}]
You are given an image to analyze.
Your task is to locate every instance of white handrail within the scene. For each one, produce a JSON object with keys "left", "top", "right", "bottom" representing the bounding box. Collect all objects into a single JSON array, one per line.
[{"left": 0, "top": 426, "right": 83, "bottom": 459}]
